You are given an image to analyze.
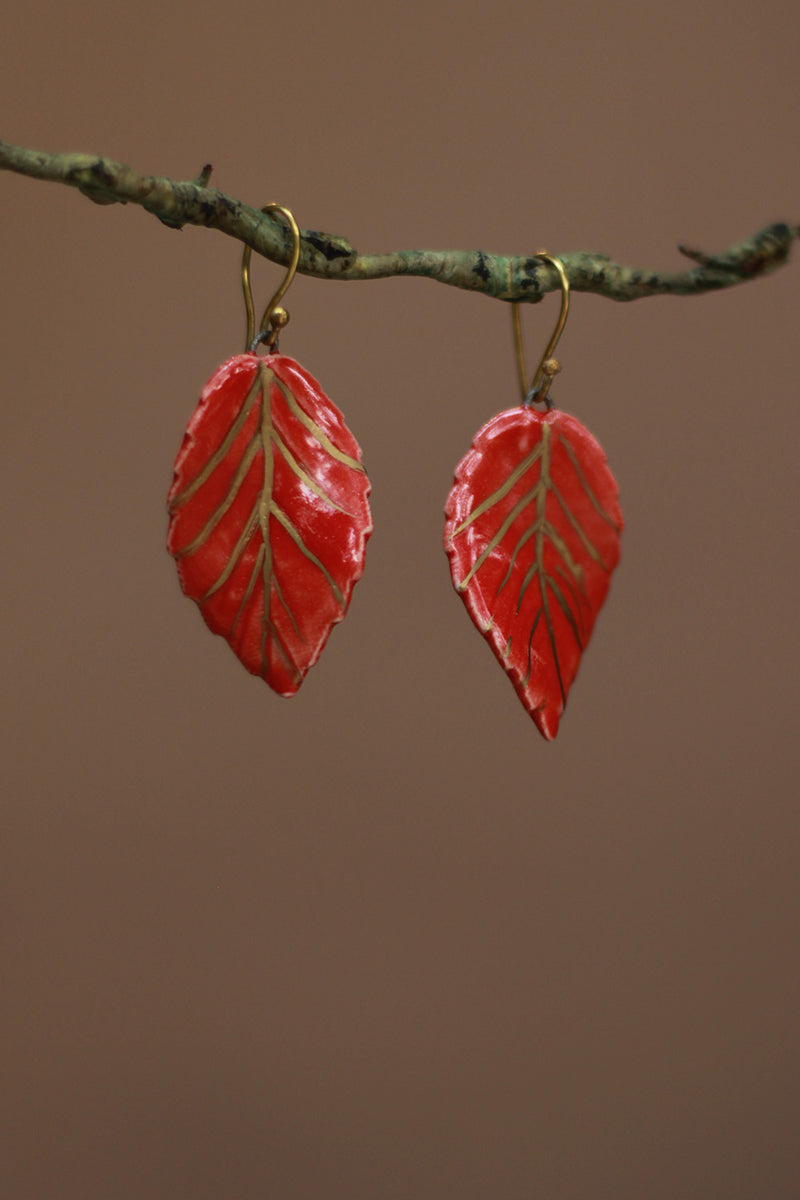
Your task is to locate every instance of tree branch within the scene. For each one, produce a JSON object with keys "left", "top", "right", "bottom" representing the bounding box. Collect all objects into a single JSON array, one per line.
[{"left": 1, "top": 139, "right": 796, "bottom": 304}]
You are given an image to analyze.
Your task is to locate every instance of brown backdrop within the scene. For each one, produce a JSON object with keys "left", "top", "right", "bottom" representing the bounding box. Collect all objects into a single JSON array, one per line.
[{"left": 2, "top": 2, "right": 799, "bottom": 1197}]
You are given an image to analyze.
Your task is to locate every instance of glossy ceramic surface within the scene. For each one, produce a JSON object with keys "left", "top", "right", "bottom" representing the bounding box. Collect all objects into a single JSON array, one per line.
[
  {"left": 445, "top": 406, "right": 622, "bottom": 739},
  {"left": 168, "top": 353, "right": 372, "bottom": 694}
]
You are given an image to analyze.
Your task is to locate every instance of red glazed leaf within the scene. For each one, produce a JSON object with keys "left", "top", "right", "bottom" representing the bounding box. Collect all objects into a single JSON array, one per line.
[
  {"left": 167, "top": 353, "right": 372, "bottom": 695},
  {"left": 444, "top": 407, "right": 622, "bottom": 739}
]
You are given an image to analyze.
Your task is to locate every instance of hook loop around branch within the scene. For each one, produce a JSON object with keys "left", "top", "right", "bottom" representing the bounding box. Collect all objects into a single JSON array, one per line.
[
  {"left": 512, "top": 252, "right": 570, "bottom": 408},
  {"left": 242, "top": 204, "right": 301, "bottom": 352}
]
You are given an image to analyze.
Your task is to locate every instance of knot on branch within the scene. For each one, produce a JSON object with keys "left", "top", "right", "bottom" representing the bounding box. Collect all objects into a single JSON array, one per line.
[
  {"left": 69, "top": 157, "right": 125, "bottom": 207},
  {"left": 302, "top": 229, "right": 358, "bottom": 269}
]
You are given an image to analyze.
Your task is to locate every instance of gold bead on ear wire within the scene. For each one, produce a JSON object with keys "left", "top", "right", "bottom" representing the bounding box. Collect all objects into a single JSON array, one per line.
[{"left": 511, "top": 251, "right": 570, "bottom": 408}]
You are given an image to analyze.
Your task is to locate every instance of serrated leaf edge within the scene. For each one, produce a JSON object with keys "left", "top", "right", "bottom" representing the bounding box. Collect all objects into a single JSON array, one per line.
[
  {"left": 450, "top": 418, "right": 618, "bottom": 710},
  {"left": 172, "top": 358, "right": 363, "bottom": 681}
]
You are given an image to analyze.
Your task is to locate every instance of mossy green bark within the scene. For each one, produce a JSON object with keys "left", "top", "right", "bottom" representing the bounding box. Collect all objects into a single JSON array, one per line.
[{"left": 1, "top": 140, "right": 796, "bottom": 305}]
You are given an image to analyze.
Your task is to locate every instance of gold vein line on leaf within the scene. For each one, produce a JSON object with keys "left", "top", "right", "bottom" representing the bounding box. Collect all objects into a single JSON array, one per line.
[
  {"left": 542, "top": 580, "right": 567, "bottom": 707},
  {"left": 457, "top": 482, "right": 542, "bottom": 590},
  {"left": 546, "top": 571, "right": 583, "bottom": 651},
  {"left": 169, "top": 369, "right": 263, "bottom": 513},
  {"left": 232, "top": 542, "right": 264, "bottom": 634},
  {"left": 258, "top": 363, "right": 276, "bottom": 669},
  {"left": 174, "top": 431, "right": 261, "bottom": 560},
  {"left": 272, "top": 570, "right": 304, "bottom": 642},
  {"left": 512, "top": 427, "right": 551, "bottom": 614},
  {"left": 274, "top": 377, "right": 364, "bottom": 473},
  {"left": 555, "top": 563, "right": 588, "bottom": 641},
  {"left": 261, "top": 609, "right": 301, "bottom": 682},
  {"left": 516, "top": 553, "right": 545, "bottom": 614},
  {"left": 551, "top": 480, "right": 608, "bottom": 572},
  {"left": 201, "top": 501, "right": 260, "bottom": 602},
  {"left": 233, "top": 546, "right": 300, "bottom": 693},
  {"left": 522, "top": 421, "right": 565, "bottom": 706},
  {"left": 269, "top": 502, "right": 345, "bottom": 607},
  {"left": 495, "top": 516, "right": 541, "bottom": 600},
  {"left": 540, "top": 518, "right": 586, "bottom": 591},
  {"left": 523, "top": 606, "right": 543, "bottom": 688},
  {"left": 560, "top": 435, "right": 620, "bottom": 530},
  {"left": 271, "top": 427, "right": 351, "bottom": 514},
  {"left": 497, "top": 442, "right": 587, "bottom": 611},
  {"left": 452, "top": 441, "right": 544, "bottom": 537},
  {"left": 257, "top": 362, "right": 276, "bottom": 544}
]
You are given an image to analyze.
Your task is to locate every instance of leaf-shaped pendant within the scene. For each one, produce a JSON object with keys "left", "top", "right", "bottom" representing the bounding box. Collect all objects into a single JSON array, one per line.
[
  {"left": 168, "top": 353, "right": 372, "bottom": 695},
  {"left": 444, "top": 407, "right": 622, "bottom": 739}
]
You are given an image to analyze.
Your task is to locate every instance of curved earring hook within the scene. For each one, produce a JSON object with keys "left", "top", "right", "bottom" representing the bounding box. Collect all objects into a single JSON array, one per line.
[
  {"left": 242, "top": 204, "right": 301, "bottom": 352},
  {"left": 511, "top": 252, "right": 570, "bottom": 408}
]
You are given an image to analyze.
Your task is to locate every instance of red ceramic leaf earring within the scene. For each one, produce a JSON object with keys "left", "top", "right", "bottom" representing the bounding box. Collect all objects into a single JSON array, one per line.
[
  {"left": 167, "top": 204, "right": 372, "bottom": 695},
  {"left": 444, "top": 253, "right": 623, "bottom": 739}
]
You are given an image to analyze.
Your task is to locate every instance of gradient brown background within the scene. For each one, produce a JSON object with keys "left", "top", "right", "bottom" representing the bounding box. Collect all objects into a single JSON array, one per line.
[{"left": 2, "top": 2, "right": 799, "bottom": 1197}]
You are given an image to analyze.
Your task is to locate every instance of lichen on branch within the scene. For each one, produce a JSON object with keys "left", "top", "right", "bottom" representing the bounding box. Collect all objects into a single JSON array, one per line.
[{"left": 1, "top": 139, "right": 796, "bottom": 304}]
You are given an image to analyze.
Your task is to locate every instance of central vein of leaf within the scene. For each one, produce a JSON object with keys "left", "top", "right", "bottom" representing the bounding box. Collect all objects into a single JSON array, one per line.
[
  {"left": 258, "top": 363, "right": 275, "bottom": 662},
  {"left": 535, "top": 423, "right": 550, "bottom": 579},
  {"left": 537, "top": 424, "right": 567, "bottom": 704}
]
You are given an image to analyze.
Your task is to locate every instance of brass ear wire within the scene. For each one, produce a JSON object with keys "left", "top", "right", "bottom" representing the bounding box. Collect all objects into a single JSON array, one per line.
[
  {"left": 242, "top": 204, "right": 301, "bottom": 352},
  {"left": 511, "top": 252, "right": 570, "bottom": 409}
]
